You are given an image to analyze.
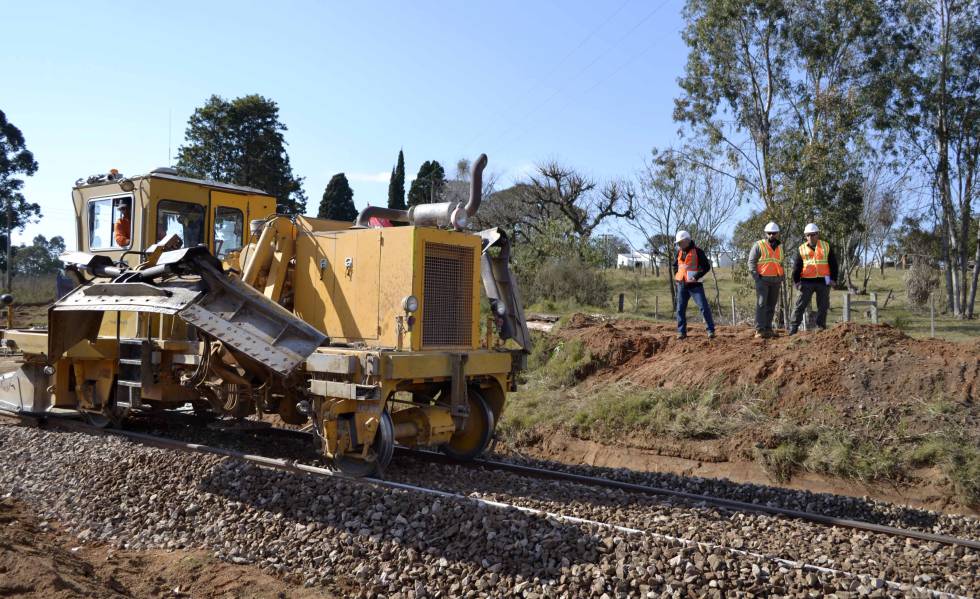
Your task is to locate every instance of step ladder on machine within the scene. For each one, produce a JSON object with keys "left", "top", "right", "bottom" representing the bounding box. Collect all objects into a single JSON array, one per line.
[{"left": 116, "top": 339, "right": 154, "bottom": 410}]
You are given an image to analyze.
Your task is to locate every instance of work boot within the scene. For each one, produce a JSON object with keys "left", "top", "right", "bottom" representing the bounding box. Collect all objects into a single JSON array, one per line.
[
  {"left": 754, "top": 330, "right": 767, "bottom": 339},
  {"left": 788, "top": 327, "right": 798, "bottom": 336},
  {"left": 677, "top": 332, "right": 687, "bottom": 340},
  {"left": 707, "top": 330, "right": 716, "bottom": 339}
]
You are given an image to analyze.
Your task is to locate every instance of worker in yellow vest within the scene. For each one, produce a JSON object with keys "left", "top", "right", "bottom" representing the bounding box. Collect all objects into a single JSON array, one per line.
[
  {"left": 747, "top": 221, "right": 784, "bottom": 338},
  {"left": 789, "top": 223, "right": 838, "bottom": 334},
  {"left": 674, "top": 230, "right": 716, "bottom": 340}
]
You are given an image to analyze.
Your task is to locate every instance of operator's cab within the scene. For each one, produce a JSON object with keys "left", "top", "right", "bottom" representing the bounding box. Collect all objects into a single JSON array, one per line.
[{"left": 72, "top": 168, "right": 277, "bottom": 267}]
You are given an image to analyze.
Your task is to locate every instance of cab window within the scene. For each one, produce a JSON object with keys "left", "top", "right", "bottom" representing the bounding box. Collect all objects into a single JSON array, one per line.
[
  {"left": 157, "top": 200, "right": 205, "bottom": 247},
  {"left": 89, "top": 196, "right": 132, "bottom": 250},
  {"left": 214, "top": 206, "right": 244, "bottom": 259}
]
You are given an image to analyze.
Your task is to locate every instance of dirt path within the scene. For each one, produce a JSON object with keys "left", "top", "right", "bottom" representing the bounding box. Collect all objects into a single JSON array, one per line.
[{"left": 0, "top": 496, "right": 331, "bottom": 598}]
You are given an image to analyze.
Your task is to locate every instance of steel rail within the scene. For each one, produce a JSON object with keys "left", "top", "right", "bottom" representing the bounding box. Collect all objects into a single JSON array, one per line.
[
  {"left": 0, "top": 410, "right": 969, "bottom": 599},
  {"left": 5, "top": 409, "right": 978, "bottom": 551},
  {"left": 396, "top": 449, "right": 980, "bottom": 551}
]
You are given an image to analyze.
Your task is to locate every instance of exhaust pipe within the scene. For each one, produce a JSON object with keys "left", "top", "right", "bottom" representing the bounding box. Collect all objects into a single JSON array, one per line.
[
  {"left": 354, "top": 154, "right": 488, "bottom": 230},
  {"left": 463, "top": 153, "right": 488, "bottom": 217}
]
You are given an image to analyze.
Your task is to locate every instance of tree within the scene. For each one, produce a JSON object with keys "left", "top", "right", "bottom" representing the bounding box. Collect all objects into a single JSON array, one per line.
[
  {"left": 175, "top": 94, "right": 307, "bottom": 215},
  {"left": 871, "top": 0, "right": 980, "bottom": 317},
  {"left": 387, "top": 149, "right": 406, "bottom": 210},
  {"left": 631, "top": 149, "right": 740, "bottom": 307},
  {"left": 407, "top": 161, "right": 446, "bottom": 207},
  {"left": 523, "top": 161, "right": 635, "bottom": 239},
  {"left": 317, "top": 173, "right": 357, "bottom": 221},
  {"left": 13, "top": 235, "right": 65, "bottom": 277},
  {"left": 0, "top": 110, "right": 41, "bottom": 289}
]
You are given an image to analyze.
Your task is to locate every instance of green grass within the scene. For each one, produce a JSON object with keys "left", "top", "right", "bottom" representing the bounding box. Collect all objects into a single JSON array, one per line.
[
  {"left": 502, "top": 337, "right": 980, "bottom": 505},
  {"left": 566, "top": 266, "right": 980, "bottom": 342}
]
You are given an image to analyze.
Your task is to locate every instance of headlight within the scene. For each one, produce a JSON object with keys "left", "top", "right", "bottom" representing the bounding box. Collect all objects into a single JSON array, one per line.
[{"left": 401, "top": 295, "right": 419, "bottom": 313}]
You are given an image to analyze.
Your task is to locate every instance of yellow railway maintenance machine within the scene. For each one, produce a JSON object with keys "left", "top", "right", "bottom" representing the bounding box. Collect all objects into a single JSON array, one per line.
[{"left": 0, "top": 156, "right": 531, "bottom": 475}]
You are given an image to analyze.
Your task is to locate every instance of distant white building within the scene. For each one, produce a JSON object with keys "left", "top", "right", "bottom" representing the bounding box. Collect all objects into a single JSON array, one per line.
[{"left": 617, "top": 252, "right": 658, "bottom": 269}]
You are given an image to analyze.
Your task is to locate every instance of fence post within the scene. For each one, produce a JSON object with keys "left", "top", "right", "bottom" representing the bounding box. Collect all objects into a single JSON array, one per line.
[
  {"left": 655, "top": 296, "right": 659, "bottom": 320},
  {"left": 870, "top": 292, "right": 878, "bottom": 324},
  {"left": 842, "top": 293, "right": 851, "bottom": 323},
  {"left": 731, "top": 295, "right": 736, "bottom": 326},
  {"left": 618, "top": 293, "right": 624, "bottom": 313},
  {"left": 930, "top": 294, "right": 935, "bottom": 338}
]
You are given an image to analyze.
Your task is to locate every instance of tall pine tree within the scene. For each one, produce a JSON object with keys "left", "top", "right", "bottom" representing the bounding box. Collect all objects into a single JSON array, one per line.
[
  {"left": 407, "top": 160, "right": 446, "bottom": 207},
  {"left": 175, "top": 95, "right": 307, "bottom": 215},
  {"left": 318, "top": 173, "right": 357, "bottom": 221},
  {"left": 387, "top": 149, "right": 406, "bottom": 210}
]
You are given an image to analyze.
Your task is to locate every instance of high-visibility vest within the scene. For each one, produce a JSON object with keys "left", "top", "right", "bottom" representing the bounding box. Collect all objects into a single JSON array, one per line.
[
  {"left": 799, "top": 240, "right": 831, "bottom": 278},
  {"left": 675, "top": 248, "right": 699, "bottom": 282},
  {"left": 756, "top": 240, "right": 784, "bottom": 276}
]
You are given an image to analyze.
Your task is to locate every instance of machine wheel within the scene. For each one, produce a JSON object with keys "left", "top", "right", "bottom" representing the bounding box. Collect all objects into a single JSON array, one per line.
[
  {"left": 83, "top": 404, "right": 130, "bottom": 428},
  {"left": 440, "top": 387, "right": 495, "bottom": 461},
  {"left": 82, "top": 382, "right": 130, "bottom": 428},
  {"left": 333, "top": 410, "right": 394, "bottom": 477}
]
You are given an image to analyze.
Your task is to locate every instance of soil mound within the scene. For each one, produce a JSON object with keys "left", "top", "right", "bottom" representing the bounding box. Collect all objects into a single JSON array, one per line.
[{"left": 557, "top": 314, "right": 980, "bottom": 412}]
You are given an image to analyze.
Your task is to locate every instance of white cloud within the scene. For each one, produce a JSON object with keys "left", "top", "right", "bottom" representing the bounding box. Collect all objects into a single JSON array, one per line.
[{"left": 346, "top": 171, "right": 391, "bottom": 183}]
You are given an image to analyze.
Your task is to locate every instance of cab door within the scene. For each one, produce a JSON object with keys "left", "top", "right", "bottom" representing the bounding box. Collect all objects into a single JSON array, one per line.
[{"left": 210, "top": 191, "right": 249, "bottom": 259}]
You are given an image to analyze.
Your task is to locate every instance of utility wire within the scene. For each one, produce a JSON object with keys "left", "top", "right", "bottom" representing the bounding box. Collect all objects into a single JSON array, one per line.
[
  {"left": 483, "top": 0, "right": 673, "bottom": 152},
  {"left": 464, "top": 0, "right": 634, "bottom": 151},
  {"left": 504, "top": 22, "right": 670, "bottom": 149}
]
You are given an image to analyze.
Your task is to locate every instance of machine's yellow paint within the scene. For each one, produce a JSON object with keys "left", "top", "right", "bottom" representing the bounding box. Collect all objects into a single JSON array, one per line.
[{"left": 2, "top": 168, "right": 523, "bottom": 473}]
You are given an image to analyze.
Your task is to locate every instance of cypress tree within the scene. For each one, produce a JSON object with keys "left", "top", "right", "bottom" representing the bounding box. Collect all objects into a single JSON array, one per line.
[
  {"left": 318, "top": 173, "right": 357, "bottom": 221},
  {"left": 407, "top": 160, "right": 446, "bottom": 207},
  {"left": 387, "top": 149, "right": 406, "bottom": 210}
]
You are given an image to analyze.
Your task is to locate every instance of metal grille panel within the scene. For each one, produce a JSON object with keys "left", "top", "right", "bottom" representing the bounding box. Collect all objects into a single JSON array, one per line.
[{"left": 422, "top": 243, "right": 473, "bottom": 348}]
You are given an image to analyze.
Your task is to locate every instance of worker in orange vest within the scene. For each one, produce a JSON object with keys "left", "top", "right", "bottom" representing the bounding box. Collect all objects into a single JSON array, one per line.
[
  {"left": 113, "top": 202, "right": 131, "bottom": 247},
  {"left": 789, "top": 223, "right": 838, "bottom": 334},
  {"left": 748, "top": 221, "right": 784, "bottom": 338},
  {"left": 674, "top": 230, "right": 715, "bottom": 340}
]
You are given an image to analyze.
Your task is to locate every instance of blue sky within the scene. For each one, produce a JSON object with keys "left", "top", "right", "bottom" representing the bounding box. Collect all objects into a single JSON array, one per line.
[{"left": 3, "top": 0, "right": 692, "bottom": 247}]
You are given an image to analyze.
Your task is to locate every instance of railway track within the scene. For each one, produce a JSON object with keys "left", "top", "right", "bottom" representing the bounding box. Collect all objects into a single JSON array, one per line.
[
  {"left": 403, "top": 449, "right": 980, "bottom": 551},
  {"left": 5, "top": 408, "right": 978, "bottom": 551},
  {"left": 2, "top": 408, "right": 977, "bottom": 597}
]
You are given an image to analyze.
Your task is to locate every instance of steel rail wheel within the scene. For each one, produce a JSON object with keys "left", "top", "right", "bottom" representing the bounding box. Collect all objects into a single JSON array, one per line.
[
  {"left": 440, "top": 387, "right": 494, "bottom": 461},
  {"left": 334, "top": 410, "right": 395, "bottom": 477}
]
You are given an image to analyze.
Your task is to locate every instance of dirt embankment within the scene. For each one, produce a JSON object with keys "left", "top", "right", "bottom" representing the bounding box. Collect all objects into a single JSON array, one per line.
[
  {"left": 508, "top": 315, "right": 979, "bottom": 512},
  {"left": 558, "top": 314, "right": 980, "bottom": 414}
]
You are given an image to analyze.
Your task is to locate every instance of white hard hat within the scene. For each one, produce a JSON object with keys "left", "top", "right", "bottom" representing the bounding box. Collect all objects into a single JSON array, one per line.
[
  {"left": 764, "top": 221, "right": 780, "bottom": 233},
  {"left": 675, "top": 230, "right": 691, "bottom": 243},
  {"left": 804, "top": 223, "right": 819, "bottom": 234}
]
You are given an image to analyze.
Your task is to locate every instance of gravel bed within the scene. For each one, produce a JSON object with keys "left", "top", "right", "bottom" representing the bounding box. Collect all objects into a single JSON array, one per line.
[
  {"left": 386, "top": 461, "right": 979, "bottom": 597},
  {"left": 485, "top": 450, "right": 980, "bottom": 540},
  {"left": 0, "top": 424, "right": 956, "bottom": 598},
  {"left": 134, "top": 414, "right": 980, "bottom": 540}
]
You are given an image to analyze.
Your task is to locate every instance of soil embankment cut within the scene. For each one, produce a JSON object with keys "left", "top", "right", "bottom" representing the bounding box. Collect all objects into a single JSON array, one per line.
[{"left": 503, "top": 315, "right": 980, "bottom": 512}]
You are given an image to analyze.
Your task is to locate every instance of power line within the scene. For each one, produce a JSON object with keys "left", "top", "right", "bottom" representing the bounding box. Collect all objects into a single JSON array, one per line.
[
  {"left": 464, "top": 0, "right": 634, "bottom": 151},
  {"left": 484, "top": 0, "right": 673, "bottom": 152}
]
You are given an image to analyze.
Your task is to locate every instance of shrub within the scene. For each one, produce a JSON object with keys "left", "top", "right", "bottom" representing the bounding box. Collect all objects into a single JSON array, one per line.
[
  {"left": 528, "top": 258, "right": 609, "bottom": 307},
  {"left": 904, "top": 259, "right": 939, "bottom": 310}
]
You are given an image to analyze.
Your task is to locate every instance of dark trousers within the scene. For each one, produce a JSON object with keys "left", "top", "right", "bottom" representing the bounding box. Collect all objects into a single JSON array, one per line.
[
  {"left": 755, "top": 278, "right": 781, "bottom": 331},
  {"left": 676, "top": 283, "right": 715, "bottom": 334},
  {"left": 791, "top": 280, "right": 830, "bottom": 329}
]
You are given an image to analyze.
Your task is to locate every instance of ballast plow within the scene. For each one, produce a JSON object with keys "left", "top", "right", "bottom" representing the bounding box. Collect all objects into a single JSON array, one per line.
[{"left": 0, "top": 155, "right": 530, "bottom": 475}]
